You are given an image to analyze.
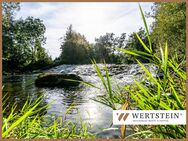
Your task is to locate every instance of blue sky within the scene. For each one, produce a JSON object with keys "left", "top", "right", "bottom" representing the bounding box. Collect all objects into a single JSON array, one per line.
[{"left": 16, "top": 2, "right": 154, "bottom": 59}]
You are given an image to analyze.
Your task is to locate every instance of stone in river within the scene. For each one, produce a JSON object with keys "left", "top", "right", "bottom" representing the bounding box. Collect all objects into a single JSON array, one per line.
[{"left": 35, "top": 73, "right": 82, "bottom": 88}]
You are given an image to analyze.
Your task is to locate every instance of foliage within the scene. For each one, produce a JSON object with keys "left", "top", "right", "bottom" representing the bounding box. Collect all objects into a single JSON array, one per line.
[
  {"left": 2, "top": 2, "right": 20, "bottom": 71},
  {"left": 2, "top": 94, "right": 94, "bottom": 139},
  {"left": 58, "top": 28, "right": 127, "bottom": 64},
  {"left": 2, "top": 2, "right": 20, "bottom": 27},
  {"left": 3, "top": 2, "right": 186, "bottom": 70},
  {"left": 149, "top": 2, "right": 186, "bottom": 58},
  {"left": 2, "top": 2, "right": 52, "bottom": 72},
  {"left": 119, "top": 5, "right": 186, "bottom": 136},
  {"left": 59, "top": 25, "right": 92, "bottom": 64},
  {"left": 56, "top": 2, "right": 185, "bottom": 65},
  {"left": 124, "top": 28, "right": 153, "bottom": 63},
  {"left": 89, "top": 4, "right": 186, "bottom": 139},
  {"left": 2, "top": 2, "right": 186, "bottom": 139},
  {"left": 94, "top": 33, "right": 126, "bottom": 63},
  {"left": 90, "top": 60, "right": 126, "bottom": 110}
]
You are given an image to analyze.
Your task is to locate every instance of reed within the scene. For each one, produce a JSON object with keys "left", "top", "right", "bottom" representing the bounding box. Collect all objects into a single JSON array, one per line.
[
  {"left": 90, "top": 4, "right": 186, "bottom": 139},
  {"left": 2, "top": 94, "right": 94, "bottom": 139}
]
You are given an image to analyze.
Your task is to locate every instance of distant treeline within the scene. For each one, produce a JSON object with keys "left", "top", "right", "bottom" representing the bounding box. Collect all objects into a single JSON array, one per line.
[
  {"left": 55, "top": 25, "right": 151, "bottom": 65},
  {"left": 2, "top": 2, "right": 186, "bottom": 73}
]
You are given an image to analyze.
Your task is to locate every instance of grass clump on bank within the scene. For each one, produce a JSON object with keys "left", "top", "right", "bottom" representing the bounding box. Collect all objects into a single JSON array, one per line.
[
  {"left": 2, "top": 94, "right": 94, "bottom": 139},
  {"left": 90, "top": 5, "right": 186, "bottom": 139}
]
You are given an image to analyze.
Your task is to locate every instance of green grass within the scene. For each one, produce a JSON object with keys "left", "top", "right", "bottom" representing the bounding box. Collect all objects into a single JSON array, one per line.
[
  {"left": 88, "top": 4, "right": 186, "bottom": 139},
  {"left": 2, "top": 4, "right": 185, "bottom": 139},
  {"left": 2, "top": 94, "right": 94, "bottom": 139}
]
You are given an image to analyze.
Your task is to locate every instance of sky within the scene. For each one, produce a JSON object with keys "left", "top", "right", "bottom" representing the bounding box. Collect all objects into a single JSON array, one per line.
[{"left": 16, "top": 2, "right": 154, "bottom": 59}]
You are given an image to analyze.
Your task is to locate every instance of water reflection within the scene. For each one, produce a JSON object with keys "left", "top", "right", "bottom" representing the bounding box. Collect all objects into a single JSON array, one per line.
[
  {"left": 3, "top": 74, "right": 114, "bottom": 134},
  {"left": 3, "top": 75, "right": 48, "bottom": 117},
  {"left": 3, "top": 64, "right": 149, "bottom": 137}
]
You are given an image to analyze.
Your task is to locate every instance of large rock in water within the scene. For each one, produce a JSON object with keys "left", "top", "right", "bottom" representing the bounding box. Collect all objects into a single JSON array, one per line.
[{"left": 35, "top": 73, "right": 82, "bottom": 88}]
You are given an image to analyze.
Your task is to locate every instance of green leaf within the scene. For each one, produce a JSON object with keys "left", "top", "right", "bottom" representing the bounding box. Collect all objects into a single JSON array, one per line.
[
  {"left": 134, "top": 80, "right": 151, "bottom": 98},
  {"left": 137, "top": 60, "right": 160, "bottom": 86},
  {"left": 168, "top": 61, "right": 186, "bottom": 80},
  {"left": 64, "top": 79, "right": 100, "bottom": 89},
  {"left": 116, "top": 48, "right": 140, "bottom": 56},
  {"left": 159, "top": 101, "right": 171, "bottom": 110},
  {"left": 160, "top": 46, "right": 164, "bottom": 64},
  {"left": 125, "top": 130, "right": 153, "bottom": 139},
  {"left": 136, "top": 33, "right": 151, "bottom": 53},
  {"left": 170, "top": 84, "right": 184, "bottom": 110},
  {"left": 92, "top": 60, "right": 108, "bottom": 92},
  {"left": 104, "top": 63, "right": 112, "bottom": 99},
  {"left": 2, "top": 100, "right": 41, "bottom": 138},
  {"left": 139, "top": 4, "right": 152, "bottom": 53},
  {"left": 116, "top": 48, "right": 154, "bottom": 63}
]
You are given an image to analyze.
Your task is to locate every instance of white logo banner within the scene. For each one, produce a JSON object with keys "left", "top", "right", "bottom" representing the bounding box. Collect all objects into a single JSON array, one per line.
[{"left": 113, "top": 110, "right": 186, "bottom": 125}]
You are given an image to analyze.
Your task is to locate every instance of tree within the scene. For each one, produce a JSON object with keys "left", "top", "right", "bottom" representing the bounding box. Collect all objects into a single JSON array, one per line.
[
  {"left": 149, "top": 2, "right": 186, "bottom": 58},
  {"left": 14, "top": 17, "right": 46, "bottom": 64},
  {"left": 6, "top": 17, "right": 47, "bottom": 70},
  {"left": 94, "top": 33, "right": 114, "bottom": 63},
  {"left": 59, "top": 25, "right": 91, "bottom": 64},
  {"left": 94, "top": 33, "right": 126, "bottom": 63},
  {"left": 23, "top": 39, "right": 52, "bottom": 71},
  {"left": 2, "top": 2, "right": 20, "bottom": 72},
  {"left": 2, "top": 2, "right": 51, "bottom": 72}
]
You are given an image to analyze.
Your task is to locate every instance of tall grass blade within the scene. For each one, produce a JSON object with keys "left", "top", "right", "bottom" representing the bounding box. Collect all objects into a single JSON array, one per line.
[
  {"left": 104, "top": 63, "right": 112, "bottom": 98},
  {"left": 64, "top": 79, "right": 100, "bottom": 89},
  {"left": 135, "top": 33, "right": 151, "bottom": 53},
  {"left": 168, "top": 61, "right": 186, "bottom": 80},
  {"left": 139, "top": 4, "right": 152, "bottom": 52},
  {"left": 137, "top": 60, "right": 160, "bottom": 86},
  {"left": 92, "top": 60, "right": 108, "bottom": 92},
  {"left": 170, "top": 84, "right": 184, "bottom": 110},
  {"left": 2, "top": 100, "right": 41, "bottom": 138}
]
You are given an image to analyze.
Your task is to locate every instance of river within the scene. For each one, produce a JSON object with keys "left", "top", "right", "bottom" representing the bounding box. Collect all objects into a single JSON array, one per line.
[{"left": 3, "top": 64, "right": 157, "bottom": 138}]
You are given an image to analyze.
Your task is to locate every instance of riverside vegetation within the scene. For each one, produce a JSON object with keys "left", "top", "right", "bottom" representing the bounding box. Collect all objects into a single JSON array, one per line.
[
  {"left": 2, "top": 2, "right": 186, "bottom": 139},
  {"left": 3, "top": 2, "right": 185, "bottom": 73},
  {"left": 2, "top": 95, "right": 94, "bottom": 139},
  {"left": 89, "top": 5, "right": 186, "bottom": 139}
]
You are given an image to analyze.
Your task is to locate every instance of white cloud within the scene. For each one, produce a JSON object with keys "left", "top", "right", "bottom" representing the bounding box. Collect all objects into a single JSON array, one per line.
[{"left": 17, "top": 2, "right": 154, "bottom": 59}]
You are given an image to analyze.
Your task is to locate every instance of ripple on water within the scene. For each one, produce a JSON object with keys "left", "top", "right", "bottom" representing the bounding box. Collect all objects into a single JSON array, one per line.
[{"left": 3, "top": 64, "right": 157, "bottom": 138}]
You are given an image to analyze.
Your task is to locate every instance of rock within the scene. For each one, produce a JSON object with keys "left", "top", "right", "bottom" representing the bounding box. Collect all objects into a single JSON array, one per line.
[{"left": 35, "top": 73, "right": 82, "bottom": 88}]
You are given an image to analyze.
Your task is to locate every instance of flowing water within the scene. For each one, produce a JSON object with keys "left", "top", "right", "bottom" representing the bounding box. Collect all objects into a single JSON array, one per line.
[{"left": 3, "top": 64, "right": 157, "bottom": 138}]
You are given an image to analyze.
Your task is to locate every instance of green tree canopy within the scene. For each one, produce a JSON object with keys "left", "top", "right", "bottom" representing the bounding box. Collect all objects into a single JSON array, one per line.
[
  {"left": 149, "top": 2, "right": 186, "bottom": 57},
  {"left": 59, "top": 25, "right": 91, "bottom": 64},
  {"left": 94, "top": 33, "right": 126, "bottom": 63},
  {"left": 2, "top": 2, "right": 52, "bottom": 72}
]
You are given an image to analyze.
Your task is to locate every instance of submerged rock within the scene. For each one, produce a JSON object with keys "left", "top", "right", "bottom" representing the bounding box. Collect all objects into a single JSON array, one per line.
[{"left": 35, "top": 73, "right": 82, "bottom": 88}]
